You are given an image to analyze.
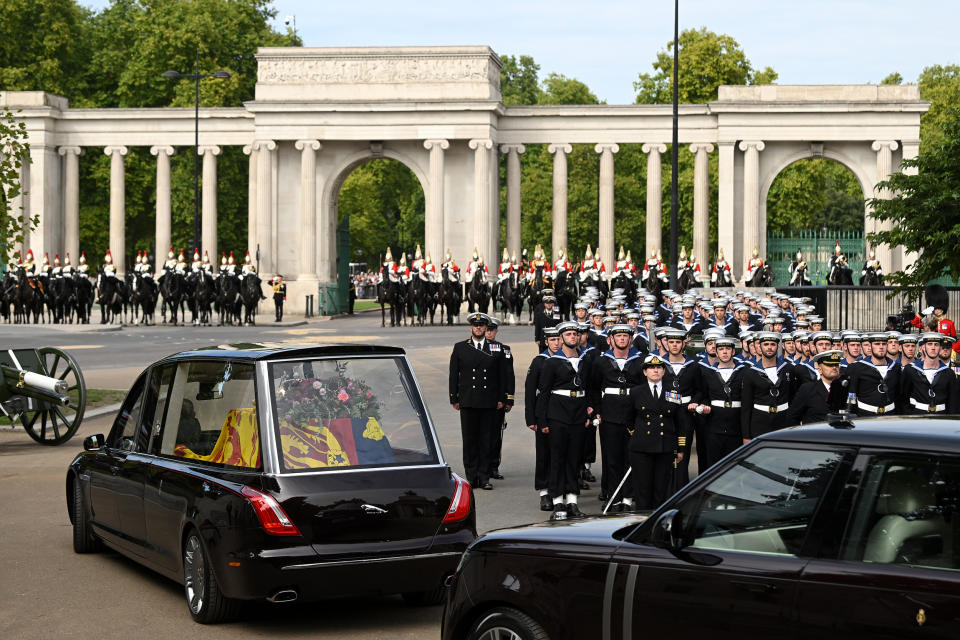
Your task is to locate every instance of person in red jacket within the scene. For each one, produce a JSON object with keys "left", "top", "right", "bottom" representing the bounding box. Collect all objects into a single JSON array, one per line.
[{"left": 923, "top": 284, "right": 960, "bottom": 353}]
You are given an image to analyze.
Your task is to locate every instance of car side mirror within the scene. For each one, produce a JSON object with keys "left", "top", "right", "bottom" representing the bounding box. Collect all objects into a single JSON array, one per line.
[
  {"left": 649, "top": 508, "right": 683, "bottom": 551},
  {"left": 83, "top": 434, "right": 105, "bottom": 451}
]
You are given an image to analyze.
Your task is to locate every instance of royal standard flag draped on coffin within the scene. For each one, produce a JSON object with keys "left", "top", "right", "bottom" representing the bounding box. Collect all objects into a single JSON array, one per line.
[{"left": 279, "top": 417, "right": 395, "bottom": 469}]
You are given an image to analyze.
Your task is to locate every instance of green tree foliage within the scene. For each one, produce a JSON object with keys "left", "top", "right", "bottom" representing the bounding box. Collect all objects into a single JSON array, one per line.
[
  {"left": 337, "top": 159, "right": 424, "bottom": 266},
  {"left": 0, "top": 108, "right": 35, "bottom": 261},
  {"left": 868, "top": 110, "right": 960, "bottom": 295},
  {"left": 767, "top": 159, "right": 864, "bottom": 233},
  {"left": 881, "top": 72, "right": 904, "bottom": 85},
  {"left": 634, "top": 27, "right": 778, "bottom": 104},
  {"left": 917, "top": 65, "right": 960, "bottom": 153},
  {"left": 0, "top": 0, "right": 91, "bottom": 98},
  {"left": 499, "top": 55, "right": 540, "bottom": 106},
  {"left": 539, "top": 74, "right": 601, "bottom": 105}
]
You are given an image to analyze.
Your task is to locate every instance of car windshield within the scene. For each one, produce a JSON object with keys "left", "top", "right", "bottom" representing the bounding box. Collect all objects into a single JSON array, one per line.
[{"left": 269, "top": 357, "right": 439, "bottom": 472}]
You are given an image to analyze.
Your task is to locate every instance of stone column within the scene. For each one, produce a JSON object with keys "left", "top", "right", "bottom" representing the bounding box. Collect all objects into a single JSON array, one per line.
[
  {"left": 501, "top": 144, "right": 525, "bottom": 260},
  {"left": 13, "top": 154, "right": 30, "bottom": 258},
  {"left": 689, "top": 143, "right": 714, "bottom": 266},
  {"left": 423, "top": 139, "right": 449, "bottom": 261},
  {"left": 243, "top": 144, "right": 257, "bottom": 259},
  {"left": 739, "top": 141, "right": 765, "bottom": 264},
  {"left": 717, "top": 142, "right": 736, "bottom": 278},
  {"left": 642, "top": 143, "right": 667, "bottom": 260},
  {"left": 295, "top": 139, "right": 321, "bottom": 279},
  {"left": 150, "top": 145, "right": 174, "bottom": 272},
  {"left": 59, "top": 146, "right": 83, "bottom": 267},
  {"left": 104, "top": 146, "right": 128, "bottom": 275},
  {"left": 900, "top": 140, "right": 920, "bottom": 273},
  {"left": 28, "top": 145, "right": 60, "bottom": 263},
  {"left": 548, "top": 143, "right": 572, "bottom": 257},
  {"left": 198, "top": 145, "right": 221, "bottom": 261},
  {"left": 595, "top": 143, "right": 619, "bottom": 269},
  {"left": 871, "top": 140, "right": 899, "bottom": 270},
  {"left": 253, "top": 140, "right": 276, "bottom": 272},
  {"left": 469, "top": 139, "right": 495, "bottom": 263}
]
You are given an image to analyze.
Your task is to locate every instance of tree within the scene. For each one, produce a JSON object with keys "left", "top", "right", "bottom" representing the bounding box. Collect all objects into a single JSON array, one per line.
[
  {"left": 867, "top": 109, "right": 960, "bottom": 295},
  {"left": 500, "top": 55, "right": 540, "bottom": 106},
  {"left": 0, "top": 108, "right": 35, "bottom": 261},
  {"left": 881, "top": 72, "right": 903, "bottom": 85},
  {"left": 539, "top": 73, "right": 601, "bottom": 105},
  {"left": 767, "top": 159, "right": 864, "bottom": 233},
  {"left": 917, "top": 65, "right": 960, "bottom": 153},
  {"left": 634, "top": 27, "right": 778, "bottom": 104}
]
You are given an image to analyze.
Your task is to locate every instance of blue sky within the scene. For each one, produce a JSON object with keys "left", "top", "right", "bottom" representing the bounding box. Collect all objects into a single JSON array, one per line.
[{"left": 79, "top": 1, "right": 958, "bottom": 105}]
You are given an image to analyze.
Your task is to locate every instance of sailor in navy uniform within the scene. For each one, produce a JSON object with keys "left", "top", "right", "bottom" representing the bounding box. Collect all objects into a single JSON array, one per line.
[
  {"left": 626, "top": 354, "right": 691, "bottom": 510},
  {"left": 741, "top": 331, "right": 796, "bottom": 441},
  {"left": 660, "top": 327, "right": 701, "bottom": 484},
  {"left": 787, "top": 350, "right": 844, "bottom": 425},
  {"left": 526, "top": 326, "right": 563, "bottom": 511},
  {"left": 449, "top": 313, "right": 502, "bottom": 490},
  {"left": 696, "top": 336, "right": 750, "bottom": 469},
  {"left": 578, "top": 321, "right": 601, "bottom": 487},
  {"left": 847, "top": 332, "right": 901, "bottom": 416},
  {"left": 587, "top": 308, "right": 608, "bottom": 350},
  {"left": 484, "top": 316, "right": 515, "bottom": 480},
  {"left": 900, "top": 333, "right": 959, "bottom": 415},
  {"left": 840, "top": 331, "right": 862, "bottom": 372},
  {"left": 536, "top": 321, "right": 594, "bottom": 520},
  {"left": 897, "top": 333, "right": 919, "bottom": 367},
  {"left": 590, "top": 324, "right": 643, "bottom": 507}
]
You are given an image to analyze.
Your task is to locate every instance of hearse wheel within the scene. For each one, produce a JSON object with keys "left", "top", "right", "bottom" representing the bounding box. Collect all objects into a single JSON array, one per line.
[
  {"left": 182, "top": 531, "right": 240, "bottom": 624},
  {"left": 468, "top": 607, "right": 549, "bottom": 640}
]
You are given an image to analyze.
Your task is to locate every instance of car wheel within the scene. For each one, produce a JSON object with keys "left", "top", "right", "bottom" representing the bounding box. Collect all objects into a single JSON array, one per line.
[
  {"left": 401, "top": 584, "right": 445, "bottom": 606},
  {"left": 72, "top": 479, "right": 101, "bottom": 553},
  {"left": 467, "top": 607, "right": 549, "bottom": 640},
  {"left": 182, "top": 531, "right": 240, "bottom": 624}
]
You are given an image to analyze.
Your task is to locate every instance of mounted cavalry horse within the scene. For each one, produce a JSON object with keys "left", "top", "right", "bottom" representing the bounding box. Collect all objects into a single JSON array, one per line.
[
  {"left": 496, "top": 269, "right": 525, "bottom": 325},
  {"left": 96, "top": 274, "right": 126, "bottom": 324},
  {"left": 439, "top": 264, "right": 462, "bottom": 325},
  {"left": 377, "top": 264, "right": 406, "bottom": 327},
  {"left": 159, "top": 269, "right": 186, "bottom": 325},
  {"left": 466, "top": 265, "right": 491, "bottom": 315}
]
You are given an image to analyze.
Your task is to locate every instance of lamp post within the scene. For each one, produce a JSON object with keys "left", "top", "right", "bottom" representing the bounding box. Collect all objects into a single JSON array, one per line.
[
  {"left": 163, "top": 50, "right": 230, "bottom": 255},
  {"left": 669, "top": 0, "right": 680, "bottom": 289}
]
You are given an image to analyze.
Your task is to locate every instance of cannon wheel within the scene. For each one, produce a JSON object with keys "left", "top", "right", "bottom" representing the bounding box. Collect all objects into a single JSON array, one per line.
[{"left": 20, "top": 347, "right": 87, "bottom": 446}]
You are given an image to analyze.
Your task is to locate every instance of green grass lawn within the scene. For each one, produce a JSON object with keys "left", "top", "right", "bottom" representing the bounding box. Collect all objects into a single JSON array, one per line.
[{"left": 353, "top": 300, "right": 386, "bottom": 312}]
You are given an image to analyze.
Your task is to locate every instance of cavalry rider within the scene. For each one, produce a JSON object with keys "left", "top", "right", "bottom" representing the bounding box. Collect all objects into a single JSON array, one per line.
[
  {"left": 594, "top": 250, "right": 607, "bottom": 279},
  {"left": 498, "top": 247, "right": 514, "bottom": 280},
  {"left": 612, "top": 246, "right": 633, "bottom": 279},
  {"left": 78, "top": 251, "right": 90, "bottom": 276},
  {"left": 138, "top": 251, "right": 154, "bottom": 279},
  {"left": 642, "top": 249, "right": 668, "bottom": 284},
  {"left": 677, "top": 246, "right": 691, "bottom": 276},
  {"left": 579, "top": 245, "right": 604, "bottom": 282},
  {"left": 218, "top": 252, "right": 229, "bottom": 278},
  {"left": 711, "top": 248, "right": 732, "bottom": 286},
  {"left": 398, "top": 253, "right": 412, "bottom": 284},
  {"left": 201, "top": 251, "right": 214, "bottom": 275},
  {"left": 62, "top": 253, "right": 74, "bottom": 278},
  {"left": 98, "top": 249, "right": 118, "bottom": 290},
  {"left": 466, "top": 248, "right": 489, "bottom": 282},
  {"left": 745, "top": 246, "right": 765, "bottom": 284},
  {"left": 420, "top": 253, "right": 438, "bottom": 282},
  {"left": 553, "top": 248, "right": 571, "bottom": 279},
  {"left": 23, "top": 250, "right": 44, "bottom": 293},
  {"left": 527, "top": 244, "right": 549, "bottom": 282},
  {"left": 687, "top": 250, "right": 703, "bottom": 284},
  {"left": 163, "top": 247, "right": 178, "bottom": 272},
  {"left": 789, "top": 250, "right": 812, "bottom": 286},
  {"left": 381, "top": 247, "right": 399, "bottom": 283},
  {"left": 861, "top": 246, "right": 883, "bottom": 283},
  {"left": 225, "top": 251, "right": 237, "bottom": 276},
  {"left": 174, "top": 249, "right": 188, "bottom": 275},
  {"left": 240, "top": 249, "right": 257, "bottom": 279},
  {"left": 441, "top": 248, "right": 460, "bottom": 279},
  {"left": 51, "top": 254, "right": 62, "bottom": 279},
  {"left": 411, "top": 244, "right": 426, "bottom": 275},
  {"left": 190, "top": 248, "right": 202, "bottom": 273},
  {"left": 828, "top": 240, "right": 847, "bottom": 281}
]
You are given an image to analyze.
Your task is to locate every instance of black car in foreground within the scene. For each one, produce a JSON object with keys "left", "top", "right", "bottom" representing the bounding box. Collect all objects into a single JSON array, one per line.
[
  {"left": 443, "top": 417, "right": 960, "bottom": 640},
  {"left": 67, "top": 345, "right": 475, "bottom": 623}
]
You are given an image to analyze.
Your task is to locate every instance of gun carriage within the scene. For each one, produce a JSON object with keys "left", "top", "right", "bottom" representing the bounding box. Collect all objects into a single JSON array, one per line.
[{"left": 0, "top": 347, "right": 86, "bottom": 445}]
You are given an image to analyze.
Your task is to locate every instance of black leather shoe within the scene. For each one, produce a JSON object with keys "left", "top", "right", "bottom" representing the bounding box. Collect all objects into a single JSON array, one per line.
[
  {"left": 566, "top": 503, "right": 584, "bottom": 518},
  {"left": 550, "top": 504, "right": 567, "bottom": 521},
  {"left": 584, "top": 469, "right": 597, "bottom": 482},
  {"left": 481, "top": 482, "right": 494, "bottom": 490},
  {"left": 579, "top": 479, "right": 590, "bottom": 490},
  {"left": 598, "top": 493, "right": 608, "bottom": 503},
  {"left": 490, "top": 472, "right": 504, "bottom": 480},
  {"left": 540, "top": 495, "right": 553, "bottom": 511}
]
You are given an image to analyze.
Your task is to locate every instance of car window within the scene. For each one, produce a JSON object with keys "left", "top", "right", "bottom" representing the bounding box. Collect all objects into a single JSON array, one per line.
[
  {"left": 677, "top": 447, "right": 845, "bottom": 557},
  {"left": 156, "top": 361, "right": 260, "bottom": 469},
  {"left": 841, "top": 454, "right": 960, "bottom": 572},
  {"left": 108, "top": 373, "right": 146, "bottom": 451},
  {"left": 269, "top": 357, "right": 439, "bottom": 472},
  {"left": 146, "top": 365, "right": 176, "bottom": 455}
]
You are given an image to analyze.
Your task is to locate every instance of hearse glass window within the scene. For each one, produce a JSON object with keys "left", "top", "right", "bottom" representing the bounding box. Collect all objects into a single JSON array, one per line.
[
  {"left": 841, "top": 454, "right": 960, "bottom": 572},
  {"left": 679, "top": 447, "right": 844, "bottom": 557},
  {"left": 155, "top": 361, "right": 261, "bottom": 469},
  {"left": 110, "top": 373, "right": 146, "bottom": 451},
  {"left": 270, "top": 358, "right": 438, "bottom": 472}
]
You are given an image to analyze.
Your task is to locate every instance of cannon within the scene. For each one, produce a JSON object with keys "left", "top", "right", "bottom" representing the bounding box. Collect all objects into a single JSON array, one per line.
[{"left": 0, "top": 347, "right": 86, "bottom": 445}]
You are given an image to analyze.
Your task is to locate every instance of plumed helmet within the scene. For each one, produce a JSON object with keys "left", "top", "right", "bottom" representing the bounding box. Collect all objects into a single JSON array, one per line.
[
  {"left": 584, "top": 244, "right": 593, "bottom": 260},
  {"left": 925, "top": 283, "right": 949, "bottom": 313},
  {"left": 414, "top": 244, "right": 422, "bottom": 260}
]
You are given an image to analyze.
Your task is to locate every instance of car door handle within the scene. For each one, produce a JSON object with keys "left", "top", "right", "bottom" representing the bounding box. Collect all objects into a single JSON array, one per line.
[{"left": 731, "top": 580, "right": 778, "bottom": 595}]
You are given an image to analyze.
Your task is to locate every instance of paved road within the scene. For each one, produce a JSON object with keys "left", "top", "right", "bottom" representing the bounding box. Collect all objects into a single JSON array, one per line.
[{"left": 0, "top": 312, "right": 702, "bottom": 638}]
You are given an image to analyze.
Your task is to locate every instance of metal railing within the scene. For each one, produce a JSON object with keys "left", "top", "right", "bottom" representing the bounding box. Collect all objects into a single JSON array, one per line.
[{"left": 776, "top": 286, "right": 960, "bottom": 332}]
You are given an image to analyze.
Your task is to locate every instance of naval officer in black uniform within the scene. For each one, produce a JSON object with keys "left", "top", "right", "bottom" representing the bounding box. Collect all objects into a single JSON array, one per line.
[
  {"left": 449, "top": 312, "right": 502, "bottom": 490},
  {"left": 787, "top": 350, "right": 844, "bottom": 425}
]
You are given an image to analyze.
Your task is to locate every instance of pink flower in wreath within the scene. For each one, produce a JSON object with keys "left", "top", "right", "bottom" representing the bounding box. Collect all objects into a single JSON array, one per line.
[
  {"left": 312, "top": 380, "right": 323, "bottom": 390},
  {"left": 337, "top": 389, "right": 350, "bottom": 402},
  {"left": 366, "top": 391, "right": 372, "bottom": 398}
]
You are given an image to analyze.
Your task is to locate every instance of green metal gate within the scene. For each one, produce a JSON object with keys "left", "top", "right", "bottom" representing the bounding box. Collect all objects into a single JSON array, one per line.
[
  {"left": 319, "top": 215, "right": 351, "bottom": 315},
  {"left": 767, "top": 230, "right": 864, "bottom": 286}
]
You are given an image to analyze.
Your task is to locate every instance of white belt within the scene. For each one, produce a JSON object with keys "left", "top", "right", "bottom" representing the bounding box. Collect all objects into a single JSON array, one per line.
[
  {"left": 552, "top": 390, "right": 586, "bottom": 398},
  {"left": 602, "top": 387, "right": 629, "bottom": 396},
  {"left": 857, "top": 401, "right": 895, "bottom": 415},
  {"left": 754, "top": 403, "right": 789, "bottom": 414},
  {"left": 678, "top": 395, "right": 692, "bottom": 404},
  {"left": 711, "top": 400, "right": 742, "bottom": 408},
  {"left": 910, "top": 398, "right": 946, "bottom": 413}
]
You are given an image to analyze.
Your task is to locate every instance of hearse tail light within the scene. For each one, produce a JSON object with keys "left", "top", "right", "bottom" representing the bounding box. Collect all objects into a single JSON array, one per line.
[
  {"left": 241, "top": 486, "right": 302, "bottom": 536},
  {"left": 443, "top": 473, "right": 472, "bottom": 524}
]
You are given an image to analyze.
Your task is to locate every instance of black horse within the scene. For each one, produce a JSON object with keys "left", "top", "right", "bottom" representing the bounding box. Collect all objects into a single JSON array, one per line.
[
  {"left": 377, "top": 266, "right": 407, "bottom": 327},
  {"left": 642, "top": 265, "right": 665, "bottom": 301},
  {"left": 97, "top": 275, "right": 125, "bottom": 324},
  {"left": 160, "top": 270, "right": 186, "bottom": 325},
  {"left": 191, "top": 270, "right": 215, "bottom": 326},
  {"left": 467, "top": 268, "right": 491, "bottom": 315},
  {"left": 828, "top": 261, "right": 854, "bottom": 286},
  {"left": 439, "top": 267, "right": 462, "bottom": 325},
  {"left": 748, "top": 264, "right": 775, "bottom": 287},
  {"left": 526, "top": 265, "right": 551, "bottom": 322},
  {"left": 240, "top": 275, "right": 261, "bottom": 325},
  {"left": 860, "top": 265, "right": 882, "bottom": 287},
  {"left": 609, "top": 270, "right": 637, "bottom": 307},
  {"left": 217, "top": 274, "right": 242, "bottom": 325},
  {"left": 554, "top": 269, "right": 577, "bottom": 321},
  {"left": 132, "top": 274, "right": 159, "bottom": 325},
  {"left": 74, "top": 275, "right": 93, "bottom": 324},
  {"left": 677, "top": 265, "right": 701, "bottom": 294}
]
